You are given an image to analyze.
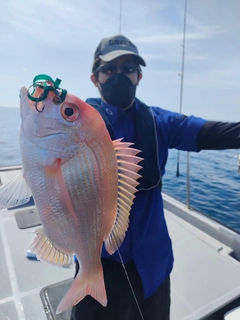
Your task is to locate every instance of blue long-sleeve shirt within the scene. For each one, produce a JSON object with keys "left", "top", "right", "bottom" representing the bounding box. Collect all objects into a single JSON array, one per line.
[{"left": 94, "top": 98, "right": 206, "bottom": 298}]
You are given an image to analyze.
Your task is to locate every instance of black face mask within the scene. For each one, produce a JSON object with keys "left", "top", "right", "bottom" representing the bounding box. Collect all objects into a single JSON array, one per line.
[{"left": 99, "top": 73, "right": 137, "bottom": 109}]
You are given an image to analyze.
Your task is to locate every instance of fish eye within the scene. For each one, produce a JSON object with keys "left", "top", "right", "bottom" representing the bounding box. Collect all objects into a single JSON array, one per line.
[{"left": 61, "top": 103, "right": 80, "bottom": 122}]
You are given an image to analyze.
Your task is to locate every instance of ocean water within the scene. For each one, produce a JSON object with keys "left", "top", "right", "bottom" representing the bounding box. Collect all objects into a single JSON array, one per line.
[
  {"left": 1, "top": 106, "right": 240, "bottom": 232},
  {"left": 0, "top": 107, "right": 21, "bottom": 166}
]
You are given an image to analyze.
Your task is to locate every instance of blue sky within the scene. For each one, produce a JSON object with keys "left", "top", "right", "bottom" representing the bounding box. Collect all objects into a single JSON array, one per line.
[{"left": 1, "top": 0, "right": 239, "bottom": 121}]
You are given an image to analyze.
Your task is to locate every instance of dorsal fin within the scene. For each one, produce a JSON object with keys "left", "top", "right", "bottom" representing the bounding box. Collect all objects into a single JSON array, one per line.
[{"left": 104, "top": 139, "right": 143, "bottom": 254}]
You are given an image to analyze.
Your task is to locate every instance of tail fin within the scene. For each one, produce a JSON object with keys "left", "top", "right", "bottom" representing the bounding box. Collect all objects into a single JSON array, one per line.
[{"left": 56, "top": 268, "right": 107, "bottom": 314}]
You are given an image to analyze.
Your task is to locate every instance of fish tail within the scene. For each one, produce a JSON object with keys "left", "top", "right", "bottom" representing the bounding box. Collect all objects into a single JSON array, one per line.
[{"left": 56, "top": 267, "right": 107, "bottom": 314}]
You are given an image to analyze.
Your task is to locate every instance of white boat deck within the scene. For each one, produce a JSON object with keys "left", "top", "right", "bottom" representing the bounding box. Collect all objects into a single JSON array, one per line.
[
  {"left": 166, "top": 202, "right": 240, "bottom": 320},
  {"left": 0, "top": 205, "right": 74, "bottom": 320},
  {"left": 0, "top": 169, "right": 240, "bottom": 319}
]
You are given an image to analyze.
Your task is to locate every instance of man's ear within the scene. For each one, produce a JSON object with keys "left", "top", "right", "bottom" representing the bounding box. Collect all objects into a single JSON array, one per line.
[
  {"left": 90, "top": 74, "right": 98, "bottom": 87},
  {"left": 137, "top": 72, "right": 143, "bottom": 85}
]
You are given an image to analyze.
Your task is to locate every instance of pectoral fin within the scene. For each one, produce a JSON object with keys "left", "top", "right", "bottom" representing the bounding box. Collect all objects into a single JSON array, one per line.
[
  {"left": 0, "top": 173, "right": 32, "bottom": 209},
  {"left": 29, "top": 228, "right": 74, "bottom": 268},
  {"left": 104, "top": 139, "right": 143, "bottom": 254}
]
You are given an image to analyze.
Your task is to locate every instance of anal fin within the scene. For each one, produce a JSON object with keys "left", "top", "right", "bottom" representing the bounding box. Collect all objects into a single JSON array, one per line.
[{"left": 29, "top": 228, "right": 73, "bottom": 268}]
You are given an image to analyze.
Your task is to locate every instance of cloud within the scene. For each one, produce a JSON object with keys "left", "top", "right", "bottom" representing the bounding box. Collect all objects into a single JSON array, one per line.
[
  {"left": 143, "top": 53, "right": 207, "bottom": 63},
  {"left": 1, "top": 0, "right": 120, "bottom": 48},
  {"left": 132, "top": 24, "right": 227, "bottom": 45},
  {"left": 0, "top": 0, "right": 239, "bottom": 113},
  {"left": 185, "top": 60, "right": 240, "bottom": 89}
]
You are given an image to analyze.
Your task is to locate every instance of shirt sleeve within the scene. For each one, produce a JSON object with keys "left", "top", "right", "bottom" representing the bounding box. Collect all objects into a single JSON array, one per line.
[
  {"left": 196, "top": 121, "right": 240, "bottom": 150},
  {"left": 152, "top": 107, "right": 206, "bottom": 152}
]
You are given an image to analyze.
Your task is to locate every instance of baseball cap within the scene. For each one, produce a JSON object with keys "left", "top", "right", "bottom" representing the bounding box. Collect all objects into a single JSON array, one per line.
[{"left": 93, "top": 35, "right": 146, "bottom": 70}]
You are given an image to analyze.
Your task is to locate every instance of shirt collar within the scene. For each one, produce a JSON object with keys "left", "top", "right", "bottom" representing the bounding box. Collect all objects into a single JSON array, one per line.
[{"left": 100, "top": 99, "right": 139, "bottom": 118}]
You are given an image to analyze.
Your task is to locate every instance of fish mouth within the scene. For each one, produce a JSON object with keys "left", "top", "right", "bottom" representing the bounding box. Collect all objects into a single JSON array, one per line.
[
  {"left": 19, "top": 85, "right": 46, "bottom": 119},
  {"left": 35, "top": 131, "right": 66, "bottom": 138},
  {"left": 19, "top": 86, "right": 28, "bottom": 101},
  {"left": 19, "top": 86, "right": 30, "bottom": 119}
]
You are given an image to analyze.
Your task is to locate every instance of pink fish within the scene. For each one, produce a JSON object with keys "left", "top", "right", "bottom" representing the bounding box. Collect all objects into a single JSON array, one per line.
[{"left": 0, "top": 78, "right": 142, "bottom": 314}]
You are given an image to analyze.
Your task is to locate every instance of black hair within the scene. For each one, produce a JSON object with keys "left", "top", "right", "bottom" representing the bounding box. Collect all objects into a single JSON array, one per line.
[{"left": 92, "top": 58, "right": 100, "bottom": 74}]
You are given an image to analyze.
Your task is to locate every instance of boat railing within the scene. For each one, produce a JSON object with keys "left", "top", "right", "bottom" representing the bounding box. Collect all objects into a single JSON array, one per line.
[
  {"left": 0, "top": 165, "right": 22, "bottom": 172},
  {"left": 0, "top": 165, "right": 22, "bottom": 186},
  {"left": 163, "top": 193, "right": 240, "bottom": 262}
]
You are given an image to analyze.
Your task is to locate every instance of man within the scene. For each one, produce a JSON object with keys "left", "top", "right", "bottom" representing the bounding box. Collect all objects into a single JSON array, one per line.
[{"left": 71, "top": 35, "right": 240, "bottom": 320}]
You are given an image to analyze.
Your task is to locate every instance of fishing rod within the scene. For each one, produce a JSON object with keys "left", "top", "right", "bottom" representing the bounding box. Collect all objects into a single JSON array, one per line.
[
  {"left": 119, "top": 0, "right": 122, "bottom": 34},
  {"left": 176, "top": 0, "right": 187, "bottom": 177}
]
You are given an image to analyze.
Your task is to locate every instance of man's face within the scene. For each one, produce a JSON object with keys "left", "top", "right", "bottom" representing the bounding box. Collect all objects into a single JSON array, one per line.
[{"left": 91, "top": 55, "right": 142, "bottom": 87}]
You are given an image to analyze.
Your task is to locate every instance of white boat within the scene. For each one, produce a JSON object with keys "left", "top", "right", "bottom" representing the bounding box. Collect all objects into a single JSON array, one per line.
[{"left": 1, "top": 165, "right": 240, "bottom": 320}]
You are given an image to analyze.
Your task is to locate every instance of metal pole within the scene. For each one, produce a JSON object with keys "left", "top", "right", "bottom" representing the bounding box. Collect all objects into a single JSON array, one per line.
[
  {"left": 119, "top": 0, "right": 122, "bottom": 34},
  {"left": 176, "top": 0, "right": 187, "bottom": 177},
  {"left": 187, "top": 151, "right": 190, "bottom": 209}
]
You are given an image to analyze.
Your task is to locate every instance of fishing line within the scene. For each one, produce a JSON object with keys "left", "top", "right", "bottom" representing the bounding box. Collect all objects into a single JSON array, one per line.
[{"left": 117, "top": 249, "right": 145, "bottom": 320}]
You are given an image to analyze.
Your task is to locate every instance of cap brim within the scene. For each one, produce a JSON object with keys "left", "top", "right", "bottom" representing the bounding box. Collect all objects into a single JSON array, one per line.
[{"left": 99, "top": 50, "right": 146, "bottom": 66}]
